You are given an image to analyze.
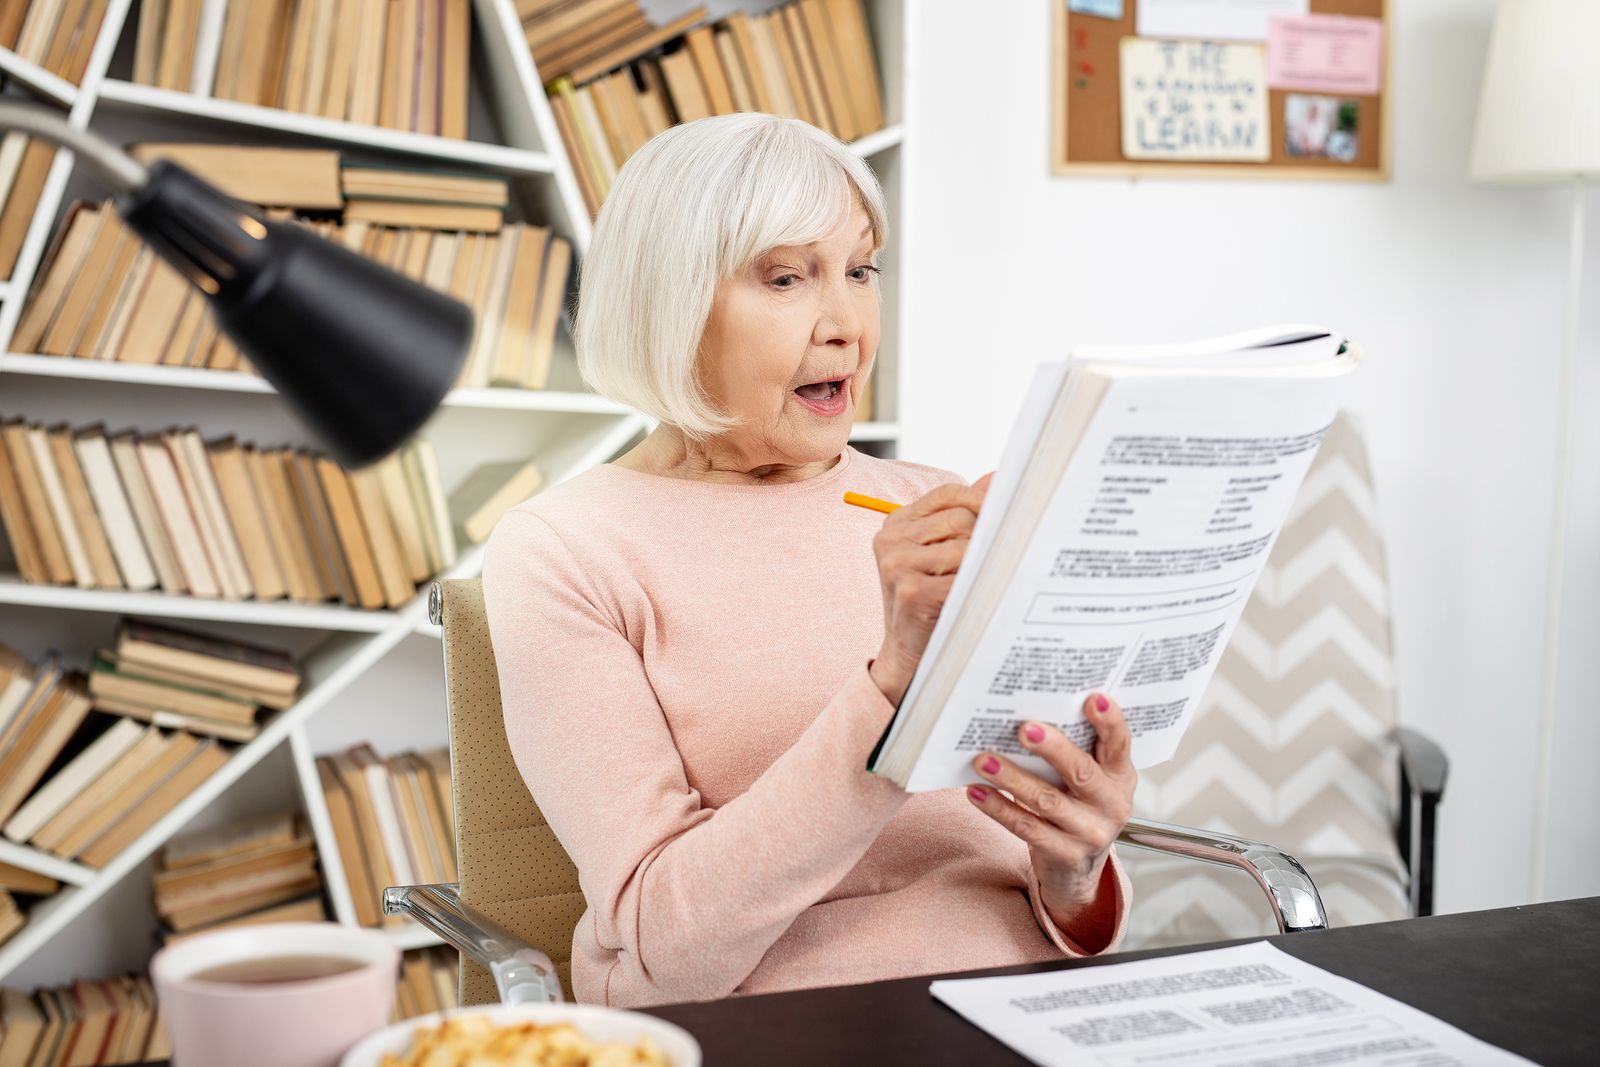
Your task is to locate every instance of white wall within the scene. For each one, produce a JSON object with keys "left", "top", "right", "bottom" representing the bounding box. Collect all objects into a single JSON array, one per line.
[{"left": 901, "top": 0, "right": 1600, "bottom": 916}]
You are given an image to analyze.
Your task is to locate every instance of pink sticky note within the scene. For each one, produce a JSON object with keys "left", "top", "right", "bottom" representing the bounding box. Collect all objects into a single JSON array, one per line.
[{"left": 1267, "top": 14, "right": 1384, "bottom": 95}]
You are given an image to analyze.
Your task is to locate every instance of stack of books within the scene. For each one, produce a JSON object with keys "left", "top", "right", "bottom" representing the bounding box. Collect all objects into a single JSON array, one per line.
[
  {"left": 342, "top": 162, "right": 510, "bottom": 232},
  {"left": 1, "top": 0, "right": 114, "bottom": 85},
  {"left": 315, "top": 745, "right": 455, "bottom": 928},
  {"left": 393, "top": 945, "right": 460, "bottom": 1021},
  {"left": 87, "top": 618, "right": 302, "bottom": 743},
  {"left": 16, "top": 180, "right": 571, "bottom": 392},
  {"left": 1, "top": 862, "right": 62, "bottom": 949},
  {"left": 0, "top": 978, "right": 169, "bottom": 1065},
  {"left": 0, "top": 629, "right": 299, "bottom": 869},
  {"left": 0, "top": 413, "right": 456, "bottom": 609},
  {"left": 132, "top": 0, "right": 472, "bottom": 138},
  {"left": 523, "top": 1, "right": 706, "bottom": 85},
  {"left": 541, "top": 0, "right": 884, "bottom": 218},
  {"left": 0, "top": 135, "right": 61, "bottom": 279},
  {"left": 154, "top": 812, "right": 327, "bottom": 940}
]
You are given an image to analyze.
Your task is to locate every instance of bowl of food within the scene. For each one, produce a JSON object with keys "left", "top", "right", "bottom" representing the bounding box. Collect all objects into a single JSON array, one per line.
[{"left": 339, "top": 1003, "right": 702, "bottom": 1067}]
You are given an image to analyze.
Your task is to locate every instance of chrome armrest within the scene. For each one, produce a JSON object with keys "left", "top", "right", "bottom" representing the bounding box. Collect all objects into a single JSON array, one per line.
[
  {"left": 1118, "top": 817, "right": 1328, "bottom": 934},
  {"left": 383, "top": 883, "right": 563, "bottom": 1004}
]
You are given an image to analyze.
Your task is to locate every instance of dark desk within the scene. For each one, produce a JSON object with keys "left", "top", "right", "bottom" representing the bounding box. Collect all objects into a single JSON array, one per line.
[
  {"left": 644, "top": 897, "right": 1599, "bottom": 1066},
  {"left": 137, "top": 898, "right": 1598, "bottom": 1066}
]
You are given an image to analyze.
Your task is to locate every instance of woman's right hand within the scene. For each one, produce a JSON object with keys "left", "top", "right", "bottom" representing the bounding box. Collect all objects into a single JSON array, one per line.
[{"left": 869, "top": 473, "right": 995, "bottom": 705}]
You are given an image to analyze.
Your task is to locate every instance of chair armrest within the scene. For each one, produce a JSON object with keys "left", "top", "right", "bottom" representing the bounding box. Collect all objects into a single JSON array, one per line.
[
  {"left": 1397, "top": 727, "right": 1448, "bottom": 798},
  {"left": 383, "top": 883, "right": 563, "bottom": 1004},
  {"left": 1117, "top": 817, "right": 1328, "bottom": 933},
  {"left": 1395, "top": 727, "right": 1449, "bottom": 917}
]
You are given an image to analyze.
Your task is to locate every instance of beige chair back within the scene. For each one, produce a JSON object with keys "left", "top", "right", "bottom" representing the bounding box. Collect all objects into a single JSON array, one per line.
[
  {"left": 1122, "top": 414, "right": 1409, "bottom": 947},
  {"left": 439, "top": 577, "right": 585, "bottom": 1004}
]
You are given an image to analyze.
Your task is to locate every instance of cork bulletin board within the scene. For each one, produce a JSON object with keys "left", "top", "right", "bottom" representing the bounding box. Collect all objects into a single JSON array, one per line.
[{"left": 1052, "top": 0, "right": 1391, "bottom": 180}]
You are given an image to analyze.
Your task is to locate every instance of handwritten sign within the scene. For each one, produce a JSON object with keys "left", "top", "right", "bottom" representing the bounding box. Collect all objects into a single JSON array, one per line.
[
  {"left": 1119, "top": 39, "right": 1269, "bottom": 162},
  {"left": 1267, "top": 14, "right": 1384, "bottom": 95}
]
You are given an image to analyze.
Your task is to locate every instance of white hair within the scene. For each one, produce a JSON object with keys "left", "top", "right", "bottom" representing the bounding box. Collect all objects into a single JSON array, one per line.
[{"left": 573, "top": 113, "right": 889, "bottom": 441}]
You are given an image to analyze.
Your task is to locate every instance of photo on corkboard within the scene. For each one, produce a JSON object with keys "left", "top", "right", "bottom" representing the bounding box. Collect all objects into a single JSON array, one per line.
[{"left": 1285, "top": 94, "right": 1360, "bottom": 163}]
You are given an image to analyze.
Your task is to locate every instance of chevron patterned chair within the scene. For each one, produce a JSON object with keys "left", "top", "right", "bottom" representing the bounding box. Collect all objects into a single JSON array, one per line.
[{"left": 1119, "top": 413, "right": 1448, "bottom": 950}]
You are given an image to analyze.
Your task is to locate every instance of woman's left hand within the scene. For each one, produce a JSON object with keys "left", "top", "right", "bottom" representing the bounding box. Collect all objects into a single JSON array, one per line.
[{"left": 966, "top": 692, "right": 1137, "bottom": 941}]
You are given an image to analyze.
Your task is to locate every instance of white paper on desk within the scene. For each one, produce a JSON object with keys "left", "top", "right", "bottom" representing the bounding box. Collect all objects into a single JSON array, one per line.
[
  {"left": 930, "top": 941, "right": 1534, "bottom": 1067},
  {"left": 1138, "top": 0, "right": 1308, "bottom": 42}
]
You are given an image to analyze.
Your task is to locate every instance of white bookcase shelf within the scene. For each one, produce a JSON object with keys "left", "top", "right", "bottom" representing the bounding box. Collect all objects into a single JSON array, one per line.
[
  {"left": 0, "top": 0, "right": 911, "bottom": 985},
  {"left": 0, "top": 47, "right": 78, "bottom": 108},
  {"left": 92, "top": 79, "right": 559, "bottom": 177},
  {"left": 0, "top": 840, "right": 94, "bottom": 888},
  {"left": 0, "top": 351, "right": 637, "bottom": 415}
]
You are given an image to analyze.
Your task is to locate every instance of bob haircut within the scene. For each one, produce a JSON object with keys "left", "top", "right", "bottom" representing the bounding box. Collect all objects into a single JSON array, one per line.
[{"left": 574, "top": 113, "right": 889, "bottom": 441}]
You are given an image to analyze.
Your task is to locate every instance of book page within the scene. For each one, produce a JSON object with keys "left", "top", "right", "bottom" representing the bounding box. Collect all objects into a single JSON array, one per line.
[
  {"left": 876, "top": 361, "right": 1071, "bottom": 761},
  {"left": 930, "top": 941, "right": 1532, "bottom": 1066},
  {"left": 901, "top": 364, "right": 1351, "bottom": 792}
]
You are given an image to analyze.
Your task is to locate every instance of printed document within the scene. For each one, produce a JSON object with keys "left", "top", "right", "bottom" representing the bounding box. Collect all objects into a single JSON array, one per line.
[
  {"left": 930, "top": 941, "right": 1533, "bottom": 1066},
  {"left": 870, "top": 327, "right": 1358, "bottom": 792}
]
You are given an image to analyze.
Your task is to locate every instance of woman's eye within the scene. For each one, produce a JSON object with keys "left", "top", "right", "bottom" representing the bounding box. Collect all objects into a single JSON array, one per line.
[
  {"left": 771, "top": 274, "right": 799, "bottom": 289},
  {"left": 850, "top": 266, "right": 880, "bottom": 281}
]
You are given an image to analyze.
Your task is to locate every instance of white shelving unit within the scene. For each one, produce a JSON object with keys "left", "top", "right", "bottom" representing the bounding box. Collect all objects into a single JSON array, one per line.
[{"left": 0, "top": 0, "right": 912, "bottom": 983}]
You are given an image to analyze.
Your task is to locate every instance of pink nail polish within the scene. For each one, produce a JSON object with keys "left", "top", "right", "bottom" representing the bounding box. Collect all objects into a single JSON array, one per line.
[
  {"left": 981, "top": 756, "right": 1001, "bottom": 775},
  {"left": 1025, "top": 723, "right": 1046, "bottom": 743},
  {"left": 968, "top": 785, "right": 988, "bottom": 802},
  {"left": 1095, "top": 693, "right": 1110, "bottom": 712}
]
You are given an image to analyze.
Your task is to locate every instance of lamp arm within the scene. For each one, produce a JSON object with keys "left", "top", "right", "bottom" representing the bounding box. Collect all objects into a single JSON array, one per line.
[{"left": 0, "top": 101, "right": 147, "bottom": 193}]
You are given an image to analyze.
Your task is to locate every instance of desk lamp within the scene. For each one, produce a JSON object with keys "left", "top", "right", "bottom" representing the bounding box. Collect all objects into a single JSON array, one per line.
[
  {"left": 1469, "top": 0, "right": 1600, "bottom": 902},
  {"left": 0, "top": 101, "right": 473, "bottom": 469}
]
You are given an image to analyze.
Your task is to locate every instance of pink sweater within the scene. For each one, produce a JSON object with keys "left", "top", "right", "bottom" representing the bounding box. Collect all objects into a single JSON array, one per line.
[{"left": 480, "top": 444, "right": 1130, "bottom": 1008}]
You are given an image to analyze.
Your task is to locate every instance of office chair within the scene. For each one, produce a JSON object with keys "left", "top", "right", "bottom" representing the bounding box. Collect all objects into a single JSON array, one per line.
[{"left": 384, "top": 578, "right": 1329, "bottom": 1006}]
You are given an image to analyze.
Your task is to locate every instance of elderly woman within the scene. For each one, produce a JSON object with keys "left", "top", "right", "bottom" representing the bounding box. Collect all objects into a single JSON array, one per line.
[{"left": 481, "top": 114, "right": 1135, "bottom": 1010}]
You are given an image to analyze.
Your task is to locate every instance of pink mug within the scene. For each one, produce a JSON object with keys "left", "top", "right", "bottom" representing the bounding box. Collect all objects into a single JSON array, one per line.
[{"left": 150, "top": 922, "right": 399, "bottom": 1067}]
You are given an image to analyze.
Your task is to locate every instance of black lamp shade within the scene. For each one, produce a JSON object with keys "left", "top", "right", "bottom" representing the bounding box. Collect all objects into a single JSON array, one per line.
[{"left": 117, "top": 161, "right": 474, "bottom": 468}]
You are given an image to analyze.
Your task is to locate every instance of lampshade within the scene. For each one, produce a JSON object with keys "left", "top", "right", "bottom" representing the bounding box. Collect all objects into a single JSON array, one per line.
[
  {"left": 1469, "top": 0, "right": 1600, "bottom": 183},
  {"left": 116, "top": 161, "right": 474, "bottom": 468}
]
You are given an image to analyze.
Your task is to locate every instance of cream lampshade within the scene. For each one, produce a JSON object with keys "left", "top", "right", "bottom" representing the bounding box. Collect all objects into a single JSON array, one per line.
[
  {"left": 1468, "top": 0, "right": 1600, "bottom": 905},
  {"left": 1470, "top": 0, "right": 1600, "bottom": 182}
]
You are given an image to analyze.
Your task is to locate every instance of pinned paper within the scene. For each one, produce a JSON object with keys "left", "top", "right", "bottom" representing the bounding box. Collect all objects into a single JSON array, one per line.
[
  {"left": 1120, "top": 39, "right": 1269, "bottom": 162},
  {"left": 1137, "top": 0, "right": 1307, "bottom": 42},
  {"left": 1267, "top": 15, "right": 1384, "bottom": 95},
  {"left": 1068, "top": 0, "right": 1124, "bottom": 18}
]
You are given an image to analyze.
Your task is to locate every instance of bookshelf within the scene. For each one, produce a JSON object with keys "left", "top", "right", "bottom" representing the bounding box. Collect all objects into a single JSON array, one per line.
[{"left": 0, "top": 0, "right": 912, "bottom": 983}]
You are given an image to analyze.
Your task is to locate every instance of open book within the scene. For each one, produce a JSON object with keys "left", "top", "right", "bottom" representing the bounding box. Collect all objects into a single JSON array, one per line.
[{"left": 868, "top": 326, "right": 1362, "bottom": 792}]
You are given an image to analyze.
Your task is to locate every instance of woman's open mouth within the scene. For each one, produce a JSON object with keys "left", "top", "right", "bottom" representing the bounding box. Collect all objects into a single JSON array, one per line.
[{"left": 793, "top": 377, "right": 849, "bottom": 416}]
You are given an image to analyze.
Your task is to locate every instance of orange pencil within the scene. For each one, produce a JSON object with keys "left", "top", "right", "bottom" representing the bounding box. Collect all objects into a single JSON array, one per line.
[{"left": 843, "top": 491, "right": 901, "bottom": 515}]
